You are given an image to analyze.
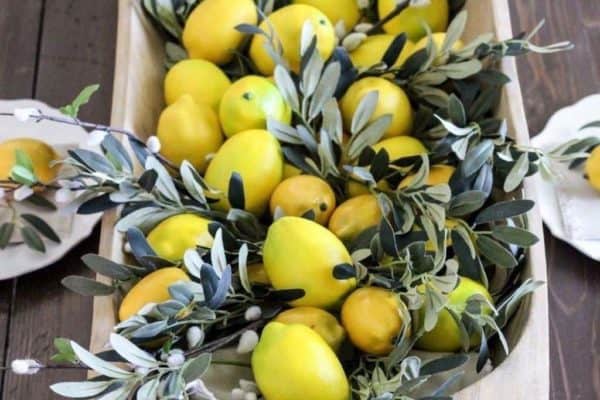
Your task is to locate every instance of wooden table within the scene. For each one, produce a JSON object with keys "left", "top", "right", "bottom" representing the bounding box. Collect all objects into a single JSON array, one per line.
[{"left": 0, "top": 1, "right": 598, "bottom": 398}]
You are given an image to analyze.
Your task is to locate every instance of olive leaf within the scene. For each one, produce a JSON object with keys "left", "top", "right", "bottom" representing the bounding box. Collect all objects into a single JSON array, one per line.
[
  {"left": 476, "top": 235, "right": 518, "bottom": 268},
  {"left": 492, "top": 226, "right": 539, "bottom": 247},
  {"left": 20, "top": 213, "right": 61, "bottom": 243},
  {"left": 503, "top": 152, "right": 529, "bottom": 192},
  {"left": 474, "top": 199, "right": 534, "bottom": 225},
  {"left": 21, "top": 226, "right": 45, "bottom": 252},
  {"left": 351, "top": 91, "right": 379, "bottom": 134},
  {"left": 62, "top": 276, "right": 115, "bottom": 296},
  {"left": 0, "top": 222, "right": 16, "bottom": 249},
  {"left": 228, "top": 172, "right": 245, "bottom": 210}
]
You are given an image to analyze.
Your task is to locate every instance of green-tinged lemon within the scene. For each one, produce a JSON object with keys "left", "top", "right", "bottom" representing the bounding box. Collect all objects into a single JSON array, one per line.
[
  {"left": 378, "top": 0, "right": 449, "bottom": 41},
  {"left": 219, "top": 75, "right": 291, "bottom": 137}
]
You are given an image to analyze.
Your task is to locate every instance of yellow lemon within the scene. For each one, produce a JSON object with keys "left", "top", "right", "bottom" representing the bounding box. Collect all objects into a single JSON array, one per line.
[
  {"left": 585, "top": 146, "right": 600, "bottom": 192},
  {"left": 0, "top": 138, "right": 59, "bottom": 184},
  {"left": 219, "top": 75, "right": 292, "bottom": 137},
  {"left": 118, "top": 267, "right": 190, "bottom": 321},
  {"left": 263, "top": 216, "right": 356, "bottom": 308},
  {"left": 293, "top": 0, "right": 361, "bottom": 30},
  {"left": 156, "top": 95, "right": 223, "bottom": 171},
  {"left": 249, "top": 4, "right": 336, "bottom": 75},
  {"left": 341, "top": 77, "right": 413, "bottom": 138},
  {"left": 247, "top": 263, "right": 271, "bottom": 285},
  {"left": 329, "top": 195, "right": 382, "bottom": 241},
  {"left": 416, "top": 276, "right": 493, "bottom": 352},
  {"left": 269, "top": 175, "right": 336, "bottom": 225},
  {"left": 204, "top": 129, "right": 283, "bottom": 215},
  {"left": 164, "top": 59, "right": 231, "bottom": 111},
  {"left": 372, "top": 136, "right": 428, "bottom": 161},
  {"left": 146, "top": 214, "right": 213, "bottom": 261},
  {"left": 413, "top": 32, "right": 464, "bottom": 54},
  {"left": 182, "top": 0, "right": 257, "bottom": 65},
  {"left": 341, "top": 287, "right": 409, "bottom": 356},
  {"left": 378, "top": 0, "right": 449, "bottom": 41},
  {"left": 399, "top": 164, "right": 455, "bottom": 188},
  {"left": 252, "top": 322, "right": 350, "bottom": 400},
  {"left": 349, "top": 34, "right": 415, "bottom": 70},
  {"left": 283, "top": 162, "right": 302, "bottom": 179},
  {"left": 274, "top": 307, "right": 346, "bottom": 351}
]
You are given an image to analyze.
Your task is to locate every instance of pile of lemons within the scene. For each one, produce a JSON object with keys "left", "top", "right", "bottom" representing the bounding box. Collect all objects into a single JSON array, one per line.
[{"left": 117, "top": 1, "right": 497, "bottom": 399}]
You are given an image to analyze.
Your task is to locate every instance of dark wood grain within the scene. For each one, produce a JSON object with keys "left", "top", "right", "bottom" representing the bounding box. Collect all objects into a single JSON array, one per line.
[
  {"left": 0, "top": 0, "right": 598, "bottom": 399},
  {"left": 510, "top": 1, "right": 600, "bottom": 399},
  {"left": 0, "top": 0, "right": 116, "bottom": 398},
  {"left": 0, "top": 0, "right": 45, "bottom": 395}
]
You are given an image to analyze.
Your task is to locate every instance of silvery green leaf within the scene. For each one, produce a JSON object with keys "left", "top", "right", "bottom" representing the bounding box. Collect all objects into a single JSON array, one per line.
[
  {"left": 453, "top": 225, "right": 476, "bottom": 258},
  {"left": 348, "top": 115, "right": 391, "bottom": 159},
  {"left": 475, "top": 199, "right": 534, "bottom": 225},
  {"left": 454, "top": 33, "right": 494, "bottom": 57},
  {"left": 59, "top": 84, "right": 100, "bottom": 118},
  {"left": 411, "top": 71, "right": 447, "bottom": 86},
  {"left": 20, "top": 213, "right": 60, "bottom": 243},
  {"left": 345, "top": 166, "right": 375, "bottom": 185},
  {"left": 412, "top": 85, "right": 449, "bottom": 108},
  {"left": 62, "top": 276, "right": 115, "bottom": 296},
  {"left": 405, "top": 155, "right": 430, "bottom": 189},
  {"left": 130, "top": 320, "right": 169, "bottom": 339},
  {"left": 437, "top": 59, "right": 483, "bottom": 79},
  {"left": 302, "top": 52, "right": 324, "bottom": 99},
  {"left": 322, "top": 98, "right": 343, "bottom": 144},
  {"left": 238, "top": 243, "right": 252, "bottom": 294},
  {"left": 451, "top": 137, "right": 470, "bottom": 160},
  {"left": 20, "top": 226, "right": 46, "bottom": 253},
  {"left": 169, "top": 281, "right": 194, "bottom": 303},
  {"left": 235, "top": 23, "right": 264, "bottom": 35},
  {"left": 424, "top": 286, "right": 446, "bottom": 332},
  {"left": 267, "top": 118, "right": 302, "bottom": 144},
  {"left": 296, "top": 124, "right": 318, "bottom": 153},
  {"left": 97, "top": 385, "right": 130, "bottom": 400},
  {"left": 496, "top": 279, "right": 543, "bottom": 328},
  {"left": 50, "top": 380, "right": 114, "bottom": 398},
  {"left": 420, "top": 215, "right": 438, "bottom": 252},
  {"left": 300, "top": 20, "right": 315, "bottom": 56},
  {"left": 145, "top": 156, "right": 180, "bottom": 204},
  {"left": 424, "top": 185, "right": 451, "bottom": 203},
  {"left": 68, "top": 149, "right": 115, "bottom": 175},
  {"left": 0, "top": 223, "right": 15, "bottom": 249},
  {"left": 137, "top": 379, "right": 159, "bottom": 400},
  {"left": 181, "top": 353, "right": 212, "bottom": 382},
  {"left": 448, "top": 190, "right": 487, "bottom": 217},
  {"left": 183, "top": 249, "right": 203, "bottom": 279},
  {"left": 462, "top": 139, "right": 494, "bottom": 177},
  {"left": 492, "top": 226, "right": 539, "bottom": 247},
  {"left": 165, "top": 41, "right": 187, "bottom": 68},
  {"left": 351, "top": 91, "right": 379, "bottom": 135},
  {"left": 82, "top": 254, "right": 133, "bottom": 280},
  {"left": 318, "top": 129, "right": 339, "bottom": 176},
  {"left": 116, "top": 207, "right": 176, "bottom": 233},
  {"left": 420, "top": 354, "right": 468, "bottom": 376},
  {"left": 448, "top": 94, "right": 466, "bottom": 126},
  {"left": 503, "top": 152, "right": 529, "bottom": 192},
  {"left": 435, "top": 115, "right": 473, "bottom": 137},
  {"left": 476, "top": 235, "right": 518, "bottom": 268},
  {"left": 210, "top": 229, "right": 227, "bottom": 277},
  {"left": 110, "top": 333, "right": 158, "bottom": 368},
  {"left": 70, "top": 340, "right": 132, "bottom": 379},
  {"left": 309, "top": 62, "right": 341, "bottom": 120},
  {"left": 274, "top": 65, "right": 299, "bottom": 112},
  {"left": 102, "top": 133, "right": 133, "bottom": 173},
  {"left": 442, "top": 10, "right": 467, "bottom": 53},
  {"left": 181, "top": 161, "right": 207, "bottom": 205}
]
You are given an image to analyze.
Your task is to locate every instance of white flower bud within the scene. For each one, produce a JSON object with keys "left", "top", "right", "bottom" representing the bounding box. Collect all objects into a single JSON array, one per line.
[
  {"left": 55, "top": 188, "right": 74, "bottom": 204},
  {"left": 13, "top": 186, "right": 33, "bottom": 202},
  {"left": 236, "top": 330, "right": 259, "bottom": 354},
  {"left": 244, "top": 306, "right": 262, "bottom": 321},
  {"left": 356, "top": 0, "right": 370, "bottom": 9},
  {"left": 167, "top": 351, "right": 185, "bottom": 368},
  {"left": 186, "top": 326, "right": 205, "bottom": 348},
  {"left": 146, "top": 136, "right": 161, "bottom": 153},
  {"left": 186, "top": 379, "right": 216, "bottom": 399},
  {"left": 87, "top": 129, "right": 108, "bottom": 147},
  {"left": 342, "top": 32, "right": 367, "bottom": 52},
  {"left": 353, "top": 22, "right": 374, "bottom": 33},
  {"left": 231, "top": 388, "right": 245, "bottom": 400},
  {"left": 334, "top": 20, "right": 347, "bottom": 40},
  {"left": 244, "top": 393, "right": 257, "bottom": 400},
  {"left": 123, "top": 241, "right": 132, "bottom": 254},
  {"left": 239, "top": 379, "right": 258, "bottom": 394},
  {"left": 11, "top": 359, "right": 42, "bottom": 375},
  {"left": 13, "top": 108, "right": 39, "bottom": 122}
]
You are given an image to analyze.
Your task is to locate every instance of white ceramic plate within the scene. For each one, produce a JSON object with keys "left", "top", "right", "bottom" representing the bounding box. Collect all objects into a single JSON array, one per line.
[
  {"left": 0, "top": 99, "right": 102, "bottom": 280},
  {"left": 531, "top": 94, "right": 600, "bottom": 261}
]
